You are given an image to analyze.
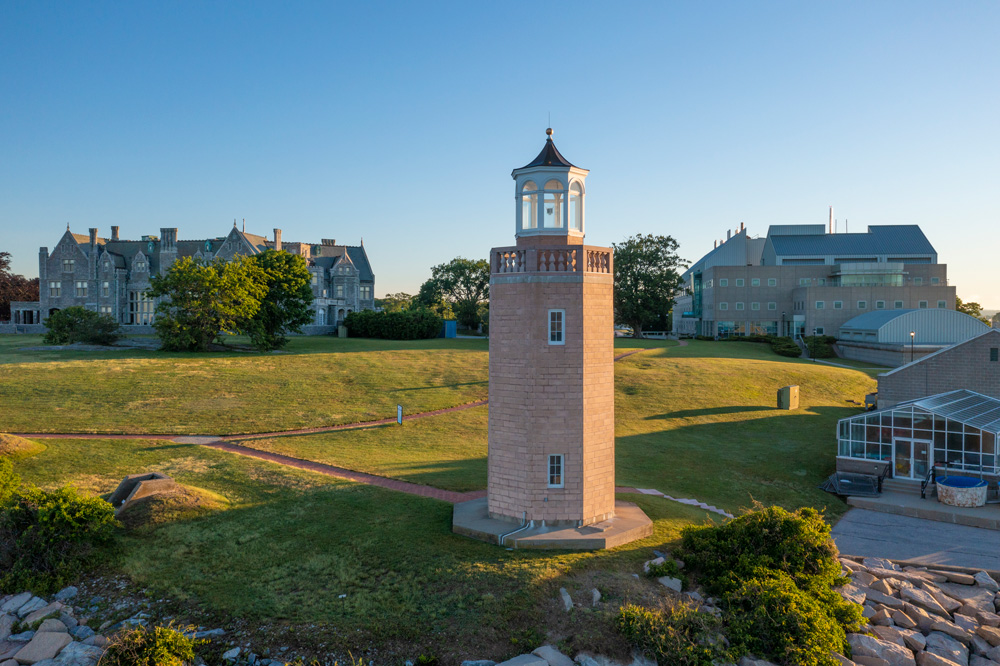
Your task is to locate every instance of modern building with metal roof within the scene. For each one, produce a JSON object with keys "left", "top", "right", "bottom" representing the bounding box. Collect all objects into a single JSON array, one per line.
[
  {"left": 836, "top": 308, "right": 991, "bottom": 366},
  {"left": 672, "top": 216, "right": 956, "bottom": 340},
  {"left": 836, "top": 389, "right": 1000, "bottom": 487}
]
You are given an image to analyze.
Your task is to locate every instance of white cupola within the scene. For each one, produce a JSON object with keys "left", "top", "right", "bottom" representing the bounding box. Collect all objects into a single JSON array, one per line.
[{"left": 511, "top": 128, "right": 589, "bottom": 244}]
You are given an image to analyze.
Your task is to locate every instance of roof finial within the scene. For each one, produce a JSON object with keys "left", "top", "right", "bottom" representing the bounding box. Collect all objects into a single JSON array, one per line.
[
  {"left": 546, "top": 127, "right": 553, "bottom": 139},
  {"left": 66, "top": 223, "right": 70, "bottom": 231}
]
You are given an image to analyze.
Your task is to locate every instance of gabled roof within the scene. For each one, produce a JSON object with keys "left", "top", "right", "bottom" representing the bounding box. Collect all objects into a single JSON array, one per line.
[{"left": 768, "top": 225, "right": 936, "bottom": 258}]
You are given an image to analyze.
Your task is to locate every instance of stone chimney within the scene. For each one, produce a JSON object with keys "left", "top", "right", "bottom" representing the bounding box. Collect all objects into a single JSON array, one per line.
[
  {"left": 111, "top": 226, "right": 119, "bottom": 241},
  {"left": 89, "top": 228, "right": 98, "bottom": 245},
  {"left": 274, "top": 228, "right": 282, "bottom": 252},
  {"left": 160, "top": 228, "right": 178, "bottom": 251}
]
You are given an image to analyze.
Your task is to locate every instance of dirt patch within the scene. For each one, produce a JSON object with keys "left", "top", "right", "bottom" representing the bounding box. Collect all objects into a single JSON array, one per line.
[{"left": 0, "top": 433, "right": 47, "bottom": 459}]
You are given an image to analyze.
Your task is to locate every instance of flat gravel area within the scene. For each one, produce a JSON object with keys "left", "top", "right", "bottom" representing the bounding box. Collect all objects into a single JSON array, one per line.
[{"left": 832, "top": 508, "right": 1000, "bottom": 571}]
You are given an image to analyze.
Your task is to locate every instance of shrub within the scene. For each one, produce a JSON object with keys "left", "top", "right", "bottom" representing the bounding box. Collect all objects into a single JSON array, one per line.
[
  {"left": 725, "top": 572, "right": 861, "bottom": 666},
  {"left": 0, "top": 484, "right": 119, "bottom": 593},
  {"left": 645, "top": 558, "right": 687, "bottom": 588},
  {"left": 344, "top": 309, "right": 443, "bottom": 340},
  {"left": 100, "top": 623, "right": 200, "bottom": 666},
  {"left": 678, "top": 505, "right": 862, "bottom": 666},
  {"left": 617, "top": 602, "right": 729, "bottom": 666},
  {"left": 43, "top": 306, "right": 121, "bottom": 345},
  {"left": 804, "top": 335, "right": 836, "bottom": 359},
  {"left": 0, "top": 458, "right": 19, "bottom": 504},
  {"left": 770, "top": 337, "right": 802, "bottom": 358}
]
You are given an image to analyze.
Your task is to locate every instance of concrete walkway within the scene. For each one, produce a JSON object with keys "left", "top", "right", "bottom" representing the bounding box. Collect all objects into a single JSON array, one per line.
[{"left": 832, "top": 508, "right": 1000, "bottom": 571}]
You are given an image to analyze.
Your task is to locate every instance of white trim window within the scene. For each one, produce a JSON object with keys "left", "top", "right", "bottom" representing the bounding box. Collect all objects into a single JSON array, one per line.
[
  {"left": 548, "top": 454, "right": 564, "bottom": 488},
  {"left": 751, "top": 278, "right": 760, "bottom": 286},
  {"left": 735, "top": 278, "right": 745, "bottom": 287},
  {"left": 735, "top": 302, "right": 745, "bottom": 311},
  {"left": 719, "top": 278, "right": 728, "bottom": 287},
  {"left": 548, "top": 309, "right": 565, "bottom": 345},
  {"left": 751, "top": 302, "right": 760, "bottom": 311},
  {"left": 767, "top": 302, "right": 777, "bottom": 310},
  {"left": 858, "top": 300, "right": 867, "bottom": 309},
  {"left": 768, "top": 278, "right": 777, "bottom": 286},
  {"left": 833, "top": 301, "right": 843, "bottom": 310},
  {"left": 719, "top": 302, "right": 729, "bottom": 311}
]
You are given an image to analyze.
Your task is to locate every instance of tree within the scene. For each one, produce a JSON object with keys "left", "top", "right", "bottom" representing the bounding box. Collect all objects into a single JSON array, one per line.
[
  {"left": 376, "top": 292, "right": 414, "bottom": 313},
  {"left": 243, "top": 250, "right": 314, "bottom": 351},
  {"left": 428, "top": 257, "right": 490, "bottom": 329},
  {"left": 612, "top": 234, "right": 686, "bottom": 338},
  {"left": 956, "top": 297, "right": 990, "bottom": 325},
  {"left": 148, "top": 256, "right": 266, "bottom": 351},
  {"left": 43, "top": 306, "right": 121, "bottom": 345},
  {"left": 0, "top": 252, "right": 40, "bottom": 321}
]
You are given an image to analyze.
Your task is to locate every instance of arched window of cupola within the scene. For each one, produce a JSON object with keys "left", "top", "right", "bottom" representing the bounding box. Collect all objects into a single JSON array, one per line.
[
  {"left": 543, "top": 180, "right": 564, "bottom": 228},
  {"left": 520, "top": 181, "right": 538, "bottom": 230}
]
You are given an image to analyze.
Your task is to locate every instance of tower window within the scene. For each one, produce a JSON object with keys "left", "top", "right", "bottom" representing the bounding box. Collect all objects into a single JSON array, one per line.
[
  {"left": 521, "top": 181, "right": 538, "bottom": 230},
  {"left": 543, "top": 180, "right": 564, "bottom": 229},
  {"left": 548, "top": 309, "right": 565, "bottom": 345},
  {"left": 548, "top": 454, "right": 564, "bottom": 488},
  {"left": 102, "top": 281, "right": 110, "bottom": 297},
  {"left": 569, "top": 181, "right": 583, "bottom": 231}
]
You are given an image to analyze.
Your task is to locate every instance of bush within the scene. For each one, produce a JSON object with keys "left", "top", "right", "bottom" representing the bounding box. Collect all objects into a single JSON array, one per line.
[
  {"left": 100, "top": 624, "right": 200, "bottom": 666},
  {"left": 0, "top": 458, "right": 19, "bottom": 505},
  {"left": 678, "top": 505, "right": 862, "bottom": 666},
  {"left": 725, "top": 572, "right": 861, "bottom": 666},
  {"left": 0, "top": 484, "right": 119, "bottom": 593},
  {"left": 344, "top": 309, "right": 443, "bottom": 340},
  {"left": 770, "top": 337, "right": 802, "bottom": 358},
  {"left": 804, "top": 335, "right": 837, "bottom": 359},
  {"left": 617, "top": 602, "right": 729, "bottom": 666},
  {"left": 43, "top": 306, "right": 121, "bottom": 345}
]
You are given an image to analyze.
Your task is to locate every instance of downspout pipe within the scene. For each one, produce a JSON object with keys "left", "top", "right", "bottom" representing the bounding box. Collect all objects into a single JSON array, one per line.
[{"left": 499, "top": 512, "right": 529, "bottom": 547}]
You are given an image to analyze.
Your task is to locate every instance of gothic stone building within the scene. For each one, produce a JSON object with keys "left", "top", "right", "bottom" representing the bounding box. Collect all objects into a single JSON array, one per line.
[{"left": 9, "top": 224, "right": 374, "bottom": 332}]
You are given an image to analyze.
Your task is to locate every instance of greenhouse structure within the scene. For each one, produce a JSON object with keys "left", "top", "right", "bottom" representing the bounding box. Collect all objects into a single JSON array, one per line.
[{"left": 837, "top": 389, "right": 1000, "bottom": 483}]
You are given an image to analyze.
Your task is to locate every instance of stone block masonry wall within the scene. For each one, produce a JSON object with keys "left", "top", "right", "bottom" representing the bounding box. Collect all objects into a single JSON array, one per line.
[
  {"left": 878, "top": 330, "right": 1000, "bottom": 408},
  {"left": 487, "top": 268, "right": 616, "bottom": 527}
]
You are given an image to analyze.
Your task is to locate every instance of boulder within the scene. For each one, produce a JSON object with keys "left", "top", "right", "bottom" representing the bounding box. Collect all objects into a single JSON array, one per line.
[
  {"left": 831, "top": 652, "right": 857, "bottom": 665},
  {"left": 865, "top": 558, "right": 902, "bottom": 571},
  {"left": 532, "top": 647, "right": 575, "bottom": 666},
  {"left": 0, "top": 596, "right": 31, "bottom": 615},
  {"left": 16, "top": 599, "right": 46, "bottom": 619},
  {"left": 498, "top": 657, "right": 547, "bottom": 666},
  {"left": 872, "top": 609, "right": 894, "bottom": 627},
  {"left": 56, "top": 616, "right": 75, "bottom": 631},
  {"left": 463, "top": 661, "right": 496, "bottom": 666},
  {"left": 871, "top": 579, "right": 896, "bottom": 596},
  {"left": 9, "top": 632, "right": 35, "bottom": 642},
  {"left": 642, "top": 557, "right": 665, "bottom": 574},
  {"left": 864, "top": 604, "right": 878, "bottom": 619},
  {"left": 937, "top": 572, "right": 977, "bottom": 586},
  {"left": 872, "top": 626, "right": 905, "bottom": 646},
  {"left": 892, "top": 610, "right": 918, "bottom": 630},
  {"left": 848, "top": 633, "right": 916, "bottom": 666},
  {"left": 902, "top": 587, "right": 951, "bottom": 617},
  {"left": 936, "top": 583, "right": 997, "bottom": 614},
  {"left": 867, "top": 589, "right": 907, "bottom": 610},
  {"left": 842, "top": 558, "right": 866, "bottom": 571},
  {"left": 559, "top": 589, "right": 573, "bottom": 611},
  {"left": 972, "top": 636, "right": 994, "bottom": 656},
  {"left": 35, "top": 620, "right": 67, "bottom": 635},
  {"left": 954, "top": 615, "right": 980, "bottom": 633},
  {"left": 853, "top": 571, "right": 878, "bottom": 587},
  {"left": 222, "top": 647, "right": 241, "bottom": 661},
  {"left": 976, "top": 574, "right": 1000, "bottom": 593},
  {"left": 854, "top": 658, "right": 890, "bottom": 666},
  {"left": 0, "top": 616, "right": 13, "bottom": 643},
  {"left": 53, "top": 640, "right": 104, "bottom": 666},
  {"left": 11, "top": 632, "right": 72, "bottom": 665},
  {"left": 971, "top": 658, "right": 1000, "bottom": 666},
  {"left": 925, "top": 585, "right": 965, "bottom": 614},
  {"left": 978, "top": 626, "right": 1000, "bottom": 648},
  {"left": 841, "top": 585, "right": 868, "bottom": 605},
  {"left": 658, "top": 577, "right": 682, "bottom": 593},
  {"left": 916, "top": 653, "right": 965, "bottom": 666},
  {"left": 737, "top": 658, "right": 780, "bottom": 666},
  {"left": 591, "top": 589, "right": 601, "bottom": 607},
  {"left": 980, "top": 611, "right": 1000, "bottom": 628},
  {"left": 67, "top": 628, "right": 93, "bottom": 642},
  {"left": 932, "top": 619, "right": 974, "bottom": 645},
  {"left": 52, "top": 589, "right": 77, "bottom": 603},
  {"left": 988, "top": 646, "right": 1000, "bottom": 663},
  {"left": 573, "top": 655, "right": 600, "bottom": 666},
  {"left": 926, "top": 631, "right": 970, "bottom": 666},
  {"left": 898, "top": 629, "right": 926, "bottom": 653},
  {"left": 80, "top": 637, "right": 106, "bottom": 648},
  {"left": 23, "top": 604, "right": 65, "bottom": 626}
]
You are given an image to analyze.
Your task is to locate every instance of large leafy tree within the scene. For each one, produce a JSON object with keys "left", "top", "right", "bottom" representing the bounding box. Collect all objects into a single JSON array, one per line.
[
  {"left": 425, "top": 257, "right": 490, "bottom": 329},
  {"left": 612, "top": 234, "right": 686, "bottom": 338},
  {"left": 243, "top": 250, "right": 314, "bottom": 351},
  {"left": 0, "top": 252, "right": 40, "bottom": 321},
  {"left": 376, "top": 292, "right": 414, "bottom": 313},
  {"left": 956, "top": 296, "right": 990, "bottom": 325},
  {"left": 148, "top": 255, "right": 266, "bottom": 351}
]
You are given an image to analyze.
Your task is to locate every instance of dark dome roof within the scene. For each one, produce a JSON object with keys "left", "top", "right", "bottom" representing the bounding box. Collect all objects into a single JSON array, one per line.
[{"left": 517, "top": 129, "right": 577, "bottom": 169}]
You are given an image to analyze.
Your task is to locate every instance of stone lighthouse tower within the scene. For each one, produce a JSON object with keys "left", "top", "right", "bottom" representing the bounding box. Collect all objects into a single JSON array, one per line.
[{"left": 453, "top": 130, "right": 652, "bottom": 549}]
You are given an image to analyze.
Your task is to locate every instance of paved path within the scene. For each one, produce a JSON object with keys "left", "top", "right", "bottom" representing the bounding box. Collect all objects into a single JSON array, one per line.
[{"left": 832, "top": 508, "right": 1000, "bottom": 570}]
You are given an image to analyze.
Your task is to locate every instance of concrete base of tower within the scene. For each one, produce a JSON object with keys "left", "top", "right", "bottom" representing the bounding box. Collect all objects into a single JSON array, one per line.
[{"left": 451, "top": 498, "right": 653, "bottom": 550}]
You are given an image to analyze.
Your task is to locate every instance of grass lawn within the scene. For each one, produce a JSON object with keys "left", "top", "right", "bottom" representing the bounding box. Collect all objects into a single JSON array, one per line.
[
  {"left": 0, "top": 335, "right": 489, "bottom": 435},
  {"left": 11, "top": 437, "right": 716, "bottom": 662}
]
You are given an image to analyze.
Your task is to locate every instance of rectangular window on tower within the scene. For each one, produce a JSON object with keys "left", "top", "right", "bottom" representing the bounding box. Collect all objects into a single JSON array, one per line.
[
  {"left": 548, "top": 309, "right": 565, "bottom": 345},
  {"left": 335, "top": 284, "right": 344, "bottom": 298},
  {"left": 548, "top": 454, "right": 564, "bottom": 488},
  {"left": 360, "top": 285, "right": 372, "bottom": 300}
]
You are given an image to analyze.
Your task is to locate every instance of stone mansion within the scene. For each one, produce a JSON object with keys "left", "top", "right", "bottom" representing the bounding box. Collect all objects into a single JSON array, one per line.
[{"left": 9, "top": 223, "right": 375, "bottom": 332}]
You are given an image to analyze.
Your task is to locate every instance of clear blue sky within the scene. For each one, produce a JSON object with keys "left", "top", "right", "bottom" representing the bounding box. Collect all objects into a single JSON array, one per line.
[{"left": 2, "top": 2, "right": 998, "bottom": 307}]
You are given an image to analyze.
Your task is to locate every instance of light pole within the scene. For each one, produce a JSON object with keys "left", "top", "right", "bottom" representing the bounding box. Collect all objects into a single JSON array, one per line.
[
  {"left": 910, "top": 331, "right": 915, "bottom": 363},
  {"left": 781, "top": 311, "right": 786, "bottom": 337}
]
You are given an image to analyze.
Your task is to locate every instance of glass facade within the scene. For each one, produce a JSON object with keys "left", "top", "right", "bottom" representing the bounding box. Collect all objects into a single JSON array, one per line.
[{"left": 838, "top": 404, "right": 999, "bottom": 478}]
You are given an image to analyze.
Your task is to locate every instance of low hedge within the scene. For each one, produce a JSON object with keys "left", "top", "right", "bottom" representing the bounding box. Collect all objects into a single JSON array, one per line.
[
  {"left": 43, "top": 306, "right": 121, "bottom": 345},
  {"left": 344, "top": 309, "right": 443, "bottom": 340},
  {"left": 804, "top": 335, "right": 837, "bottom": 359},
  {"left": 770, "top": 336, "right": 803, "bottom": 358},
  {"left": 618, "top": 602, "right": 728, "bottom": 666}
]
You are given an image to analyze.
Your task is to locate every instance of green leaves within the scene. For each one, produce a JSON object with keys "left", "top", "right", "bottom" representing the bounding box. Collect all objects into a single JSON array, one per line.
[
  {"left": 612, "top": 234, "right": 686, "bottom": 337},
  {"left": 243, "top": 250, "right": 315, "bottom": 351},
  {"left": 423, "top": 257, "right": 490, "bottom": 329},
  {"left": 43, "top": 306, "right": 121, "bottom": 345}
]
